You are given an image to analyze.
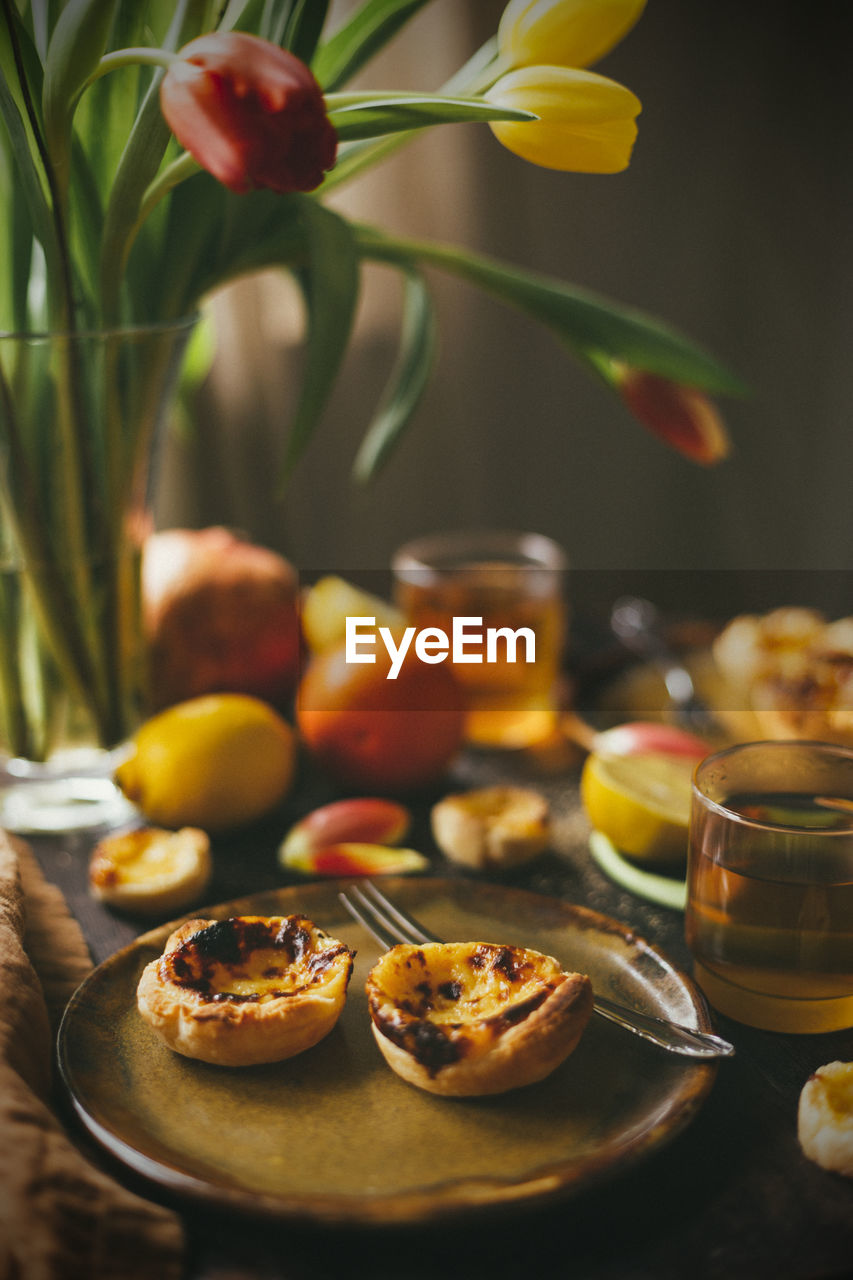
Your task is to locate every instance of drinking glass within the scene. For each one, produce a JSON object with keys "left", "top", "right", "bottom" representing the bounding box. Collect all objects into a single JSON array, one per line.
[
  {"left": 391, "top": 530, "right": 567, "bottom": 749},
  {"left": 686, "top": 740, "right": 853, "bottom": 1032}
]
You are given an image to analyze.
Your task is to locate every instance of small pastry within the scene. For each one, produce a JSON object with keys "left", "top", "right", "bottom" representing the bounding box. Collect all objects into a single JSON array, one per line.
[
  {"left": 89, "top": 825, "right": 211, "bottom": 916},
  {"left": 711, "top": 608, "right": 853, "bottom": 745},
  {"left": 365, "top": 940, "right": 592, "bottom": 1096},
  {"left": 137, "top": 914, "right": 354, "bottom": 1066},
  {"left": 430, "top": 786, "right": 550, "bottom": 870},
  {"left": 797, "top": 1060, "right": 853, "bottom": 1176}
]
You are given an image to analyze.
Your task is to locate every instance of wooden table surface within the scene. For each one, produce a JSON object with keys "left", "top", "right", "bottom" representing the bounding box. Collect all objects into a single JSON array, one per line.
[{"left": 30, "top": 745, "right": 853, "bottom": 1280}]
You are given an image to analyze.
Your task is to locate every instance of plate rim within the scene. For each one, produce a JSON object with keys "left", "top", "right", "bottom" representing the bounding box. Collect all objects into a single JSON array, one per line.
[{"left": 57, "top": 875, "right": 718, "bottom": 1227}]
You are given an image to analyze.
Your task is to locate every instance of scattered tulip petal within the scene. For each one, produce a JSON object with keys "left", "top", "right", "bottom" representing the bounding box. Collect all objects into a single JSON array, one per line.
[
  {"left": 281, "top": 842, "right": 428, "bottom": 877},
  {"left": 278, "top": 797, "right": 411, "bottom": 868}
]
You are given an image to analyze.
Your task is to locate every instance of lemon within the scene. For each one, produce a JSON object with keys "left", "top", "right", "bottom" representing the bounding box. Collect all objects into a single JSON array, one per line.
[
  {"left": 301, "top": 576, "right": 405, "bottom": 653},
  {"left": 580, "top": 750, "right": 695, "bottom": 863},
  {"left": 116, "top": 694, "right": 296, "bottom": 831}
]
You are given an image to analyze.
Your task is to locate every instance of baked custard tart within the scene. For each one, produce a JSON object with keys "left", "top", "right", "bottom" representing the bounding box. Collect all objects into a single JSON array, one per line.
[
  {"left": 366, "top": 941, "right": 593, "bottom": 1096},
  {"left": 137, "top": 914, "right": 354, "bottom": 1066},
  {"left": 89, "top": 825, "right": 211, "bottom": 917}
]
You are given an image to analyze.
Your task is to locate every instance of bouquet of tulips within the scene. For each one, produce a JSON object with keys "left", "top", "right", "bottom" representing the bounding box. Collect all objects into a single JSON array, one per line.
[{"left": 0, "top": 0, "right": 739, "bottom": 766}]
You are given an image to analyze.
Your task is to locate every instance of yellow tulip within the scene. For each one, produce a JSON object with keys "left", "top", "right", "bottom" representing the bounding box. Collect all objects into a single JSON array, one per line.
[
  {"left": 486, "top": 66, "right": 641, "bottom": 173},
  {"left": 498, "top": 0, "right": 647, "bottom": 71}
]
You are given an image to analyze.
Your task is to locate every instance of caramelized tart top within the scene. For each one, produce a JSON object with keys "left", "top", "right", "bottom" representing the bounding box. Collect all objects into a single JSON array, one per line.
[
  {"left": 366, "top": 940, "right": 572, "bottom": 1074},
  {"left": 159, "top": 914, "right": 353, "bottom": 1005}
]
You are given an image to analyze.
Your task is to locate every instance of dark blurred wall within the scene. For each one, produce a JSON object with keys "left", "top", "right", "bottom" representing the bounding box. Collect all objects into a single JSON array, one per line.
[{"left": 155, "top": 0, "right": 853, "bottom": 614}]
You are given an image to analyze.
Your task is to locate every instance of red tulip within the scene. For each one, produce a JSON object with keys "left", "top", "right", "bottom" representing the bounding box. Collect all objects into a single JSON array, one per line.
[
  {"left": 617, "top": 367, "right": 730, "bottom": 465},
  {"left": 160, "top": 32, "right": 337, "bottom": 194}
]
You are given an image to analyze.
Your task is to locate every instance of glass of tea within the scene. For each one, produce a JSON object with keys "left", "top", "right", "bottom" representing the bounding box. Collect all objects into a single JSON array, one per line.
[
  {"left": 391, "top": 530, "right": 567, "bottom": 749},
  {"left": 686, "top": 740, "right": 853, "bottom": 1033}
]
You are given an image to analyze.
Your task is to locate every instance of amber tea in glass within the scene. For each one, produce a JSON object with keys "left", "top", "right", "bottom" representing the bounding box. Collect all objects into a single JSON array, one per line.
[
  {"left": 392, "top": 531, "right": 567, "bottom": 749},
  {"left": 686, "top": 741, "right": 853, "bottom": 1032}
]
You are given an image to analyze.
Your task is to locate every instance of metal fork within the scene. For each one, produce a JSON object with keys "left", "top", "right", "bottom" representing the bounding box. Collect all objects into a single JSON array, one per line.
[
  {"left": 610, "top": 595, "right": 718, "bottom": 736},
  {"left": 339, "top": 880, "right": 734, "bottom": 1061}
]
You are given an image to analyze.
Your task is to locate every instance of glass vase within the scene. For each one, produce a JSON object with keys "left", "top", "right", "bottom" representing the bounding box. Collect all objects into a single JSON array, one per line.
[{"left": 0, "top": 318, "right": 195, "bottom": 832}]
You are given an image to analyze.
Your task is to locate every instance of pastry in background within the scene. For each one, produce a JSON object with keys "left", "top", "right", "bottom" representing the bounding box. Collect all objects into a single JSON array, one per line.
[
  {"left": 798, "top": 1061, "right": 853, "bottom": 1177},
  {"left": 430, "top": 786, "right": 550, "bottom": 870},
  {"left": 712, "top": 608, "right": 853, "bottom": 745},
  {"left": 89, "top": 826, "right": 211, "bottom": 917}
]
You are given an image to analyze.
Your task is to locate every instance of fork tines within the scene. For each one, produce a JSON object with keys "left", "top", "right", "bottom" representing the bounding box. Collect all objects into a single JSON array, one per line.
[{"left": 338, "top": 881, "right": 441, "bottom": 951}]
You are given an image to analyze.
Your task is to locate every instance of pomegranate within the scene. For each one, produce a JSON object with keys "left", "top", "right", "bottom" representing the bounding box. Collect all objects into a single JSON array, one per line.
[{"left": 143, "top": 527, "right": 301, "bottom": 710}]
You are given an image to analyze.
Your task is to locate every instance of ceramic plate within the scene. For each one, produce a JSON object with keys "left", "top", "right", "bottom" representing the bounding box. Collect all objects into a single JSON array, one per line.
[{"left": 58, "top": 877, "right": 716, "bottom": 1226}]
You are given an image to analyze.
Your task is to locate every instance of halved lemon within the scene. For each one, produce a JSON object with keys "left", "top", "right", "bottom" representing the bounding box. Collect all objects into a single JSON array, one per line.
[{"left": 580, "top": 750, "right": 695, "bottom": 863}]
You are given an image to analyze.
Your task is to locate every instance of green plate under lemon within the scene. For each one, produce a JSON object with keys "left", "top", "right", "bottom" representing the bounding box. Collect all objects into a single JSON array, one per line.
[{"left": 589, "top": 831, "right": 688, "bottom": 911}]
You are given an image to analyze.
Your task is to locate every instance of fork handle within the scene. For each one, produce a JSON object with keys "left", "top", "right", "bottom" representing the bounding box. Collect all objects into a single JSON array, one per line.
[{"left": 593, "top": 995, "right": 734, "bottom": 1059}]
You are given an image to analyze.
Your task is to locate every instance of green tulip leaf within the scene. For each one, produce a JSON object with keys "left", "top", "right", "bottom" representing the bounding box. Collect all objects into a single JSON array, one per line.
[
  {"left": 67, "top": 136, "right": 103, "bottom": 315},
  {"left": 98, "top": 0, "right": 210, "bottom": 322},
  {"left": 74, "top": 6, "right": 154, "bottom": 197},
  {"left": 327, "top": 92, "right": 535, "bottom": 143},
  {"left": 0, "top": 131, "right": 31, "bottom": 330},
  {"left": 98, "top": 75, "right": 172, "bottom": 322},
  {"left": 355, "top": 226, "right": 746, "bottom": 396},
  {"left": 279, "top": 198, "right": 360, "bottom": 486},
  {"left": 0, "top": 2, "right": 46, "bottom": 123},
  {"left": 29, "top": 1, "right": 64, "bottom": 60},
  {"left": 281, "top": 0, "right": 330, "bottom": 64},
  {"left": 313, "top": 0, "right": 432, "bottom": 92},
  {"left": 216, "top": 0, "right": 267, "bottom": 34},
  {"left": 353, "top": 265, "right": 436, "bottom": 483},
  {"left": 151, "top": 180, "right": 307, "bottom": 318},
  {"left": 0, "top": 14, "right": 59, "bottom": 291},
  {"left": 220, "top": 0, "right": 329, "bottom": 55},
  {"left": 42, "top": 0, "right": 117, "bottom": 197}
]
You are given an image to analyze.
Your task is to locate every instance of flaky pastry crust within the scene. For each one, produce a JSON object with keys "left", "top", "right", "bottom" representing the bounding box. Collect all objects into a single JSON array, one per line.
[
  {"left": 137, "top": 914, "right": 354, "bottom": 1066},
  {"left": 712, "top": 608, "right": 853, "bottom": 745},
  {"left": 797, "top": 1060, "right": 853, "bottom": 1176},
  {"left": 366, "top": 940, "right": 592, "bottom": 1096},
  {"left": 430, "top": 786, "right": 550, "bottom": 870},
  {"left": 89, "top": 825, "right": 211, "bottom": 916}
]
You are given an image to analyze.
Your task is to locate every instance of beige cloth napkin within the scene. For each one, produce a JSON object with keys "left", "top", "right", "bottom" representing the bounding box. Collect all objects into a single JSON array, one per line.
[{"left": 0, "top": 830, "right": 184, "bottom": 1280}]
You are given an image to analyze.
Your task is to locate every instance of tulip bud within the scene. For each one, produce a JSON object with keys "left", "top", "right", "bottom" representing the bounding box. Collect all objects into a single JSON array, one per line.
[
  {"left": 499, "top": 0, "right": 647, "bottom": 72},
  {"left": 617, "top": 368, "right": 731, "bottom": 465},
  {"left": 160, "top": 32, "right": 337, "bottom": 194},
  {"left": 486, "top": 65, "right": 640, "bottom": 173}
]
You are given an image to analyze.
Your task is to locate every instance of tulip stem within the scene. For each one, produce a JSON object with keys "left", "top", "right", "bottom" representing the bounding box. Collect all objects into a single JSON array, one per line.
[
  {"left": 139, "top": 153, "right": 201, "bottom": 227},
  {"left": 320, "top": 35, "right": 501, "bottom": 195},
  {"left": 86, "top": 46, "right": 178, "bottom": 89},
  {"left": 112, "top": 153, "right": 201, "bottom": 289}
]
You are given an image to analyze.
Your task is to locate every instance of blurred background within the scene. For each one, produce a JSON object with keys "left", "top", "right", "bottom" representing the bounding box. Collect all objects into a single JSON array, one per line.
[{"left": 154, "top": 0, "right": 853, "bottom": 620}]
